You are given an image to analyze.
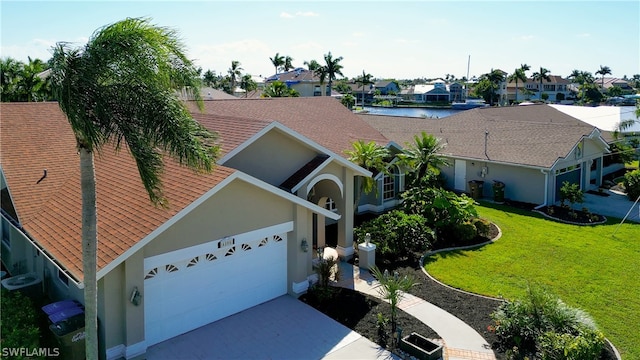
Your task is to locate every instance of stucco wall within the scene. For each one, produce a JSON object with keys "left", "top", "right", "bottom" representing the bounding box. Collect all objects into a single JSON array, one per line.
[
  {"left": 144, "top": 179, "right": 296, "bottom": 257},
  {"left": 223, "top": 128, "right": 318, "bottom": 187}
]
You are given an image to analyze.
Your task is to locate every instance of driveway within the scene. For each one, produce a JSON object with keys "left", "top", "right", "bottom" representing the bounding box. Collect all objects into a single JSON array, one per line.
[
  {"left": 582, "top": 189, "right": 639, "bottom": 222},
  {"left": 145, "top": 295, "right": 397, "bottom": 360}
]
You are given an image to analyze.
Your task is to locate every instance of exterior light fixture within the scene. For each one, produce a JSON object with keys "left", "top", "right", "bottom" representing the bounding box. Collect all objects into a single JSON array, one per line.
[
  {"left": 301, "top": 238, "right": 309, "bottom": 252},
  {"left": 130, "top": 287, "right": 142, "bottom": 306}
]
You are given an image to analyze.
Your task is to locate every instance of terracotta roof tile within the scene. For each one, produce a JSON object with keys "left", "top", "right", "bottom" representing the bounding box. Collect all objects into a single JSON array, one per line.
[{"left": 2, "top": 102, "right": 235, "bottom": 280}]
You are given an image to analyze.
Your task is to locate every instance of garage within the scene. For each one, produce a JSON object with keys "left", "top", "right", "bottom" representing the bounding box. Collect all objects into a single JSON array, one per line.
[
  {"left": 555, "top": 165, "right": 581, "bottom": 202},
  {"left": 143, "top": 223, "right": 290, "bottom": 347}
]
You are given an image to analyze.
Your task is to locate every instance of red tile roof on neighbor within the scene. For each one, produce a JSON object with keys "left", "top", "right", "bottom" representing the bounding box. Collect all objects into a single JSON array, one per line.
[
  {"left": 360, "top": 104, "right": 602, "bottom": 168},
  {"left": 1, "top": 102, "right": 236, "bottom": 281},
  {"left": 191, "top": 96, "right": 389, "bottom": 157}
]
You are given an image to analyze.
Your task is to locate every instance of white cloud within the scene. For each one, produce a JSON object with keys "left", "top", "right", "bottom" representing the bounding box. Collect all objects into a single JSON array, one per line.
[
  {"left": 519, "top": 35, "right": 535, "bottom": 40},
  {"left": 352, "top": 32, "right": 365, "bottom": 38},
  {"left": 576, "top": 33, "right": 591, "bottom": 38},
  {"left": 280, "top": 12, "right": 294, "bottom": 18}
]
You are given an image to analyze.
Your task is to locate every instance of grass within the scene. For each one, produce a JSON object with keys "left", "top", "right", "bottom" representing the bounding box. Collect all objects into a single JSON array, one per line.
[{"left": 423, "top": 202, "right": 639, "bottom": 360}]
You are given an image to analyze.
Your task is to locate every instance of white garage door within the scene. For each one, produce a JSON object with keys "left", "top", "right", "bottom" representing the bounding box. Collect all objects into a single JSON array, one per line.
[{"left": 143, "top": 223, "right": 290, "bottom": 347}]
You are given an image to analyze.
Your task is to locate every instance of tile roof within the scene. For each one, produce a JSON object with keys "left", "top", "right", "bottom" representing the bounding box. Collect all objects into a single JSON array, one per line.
[
  {"left": 1, "top": 102, "right": 235, "bottom": 281},
  {"left": 359, "top": 104, "right": 600, "bottom": 168},
  {"left": 192, "top": 97, "right": 389, "bottom": 156}
]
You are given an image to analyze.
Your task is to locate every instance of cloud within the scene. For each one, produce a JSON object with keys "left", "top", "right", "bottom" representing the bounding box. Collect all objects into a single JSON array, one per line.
[
  {"left": 352, "top": 32, "right": 365, "bottom": 38},
  {"left": 576, "top": 33, "right": 591, "bottom": 38},
  {"left": 519, "top": 35, "right": 535, "bottom": 40},
  {"left": 280, "top": 11, "right": 319, "bottom": 18}
]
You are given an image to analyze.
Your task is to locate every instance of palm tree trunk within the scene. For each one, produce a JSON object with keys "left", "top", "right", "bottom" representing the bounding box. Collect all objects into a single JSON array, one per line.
[
  {"left": 515, "top": 79, "right": 519, "bottom": 103},
  {"left": 80, "top": 147, "right": 99, "bottom": 360}
]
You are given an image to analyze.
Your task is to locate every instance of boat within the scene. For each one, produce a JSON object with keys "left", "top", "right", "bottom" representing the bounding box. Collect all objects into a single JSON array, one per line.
[{"left": 451, "top": 98, "right": 489, "bottom": 110}]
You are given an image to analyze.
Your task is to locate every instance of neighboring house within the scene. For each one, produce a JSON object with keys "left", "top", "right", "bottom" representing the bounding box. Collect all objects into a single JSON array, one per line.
[
  {"left": 520, "top": 75, "right": 572, "bottom": 103},
  {"left": 360, "top": 104, "right": 611, "bottom": 205},
  {"left": 0, "top": 97, "right": 391, "bottom": 359},
  {"left": 449, "top": 82, "right": 465, "bottom": 102},
  {"left": 599, "top": 77, "right": 635, "bottom": 94},
  {"left": 413, "top": 82, "right": 450, "bottom": 103},
  {"left": 264, "top": 68, "right": 326, "bottom": 97},
  {"left": 374, "top": 80, "right": 400, "bottom": 95}
]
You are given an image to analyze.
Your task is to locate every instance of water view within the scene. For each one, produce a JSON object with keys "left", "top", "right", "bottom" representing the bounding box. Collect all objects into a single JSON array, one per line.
[{"left": 363, "top": 106, "right": 463, "bottom": 119}]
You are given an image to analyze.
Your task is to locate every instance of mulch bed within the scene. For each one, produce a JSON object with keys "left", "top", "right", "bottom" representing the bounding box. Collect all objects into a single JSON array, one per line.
[
  {"left": 302, "top": 218, "right": 618, "bottom": 359},
  {"left": 535, "top": 205, "right": 606, "bottom": 224}
]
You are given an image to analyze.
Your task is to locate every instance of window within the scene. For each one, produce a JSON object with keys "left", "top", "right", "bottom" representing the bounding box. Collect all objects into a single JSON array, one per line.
[
  {"left": 1, "top": 218, "right": 10, "bottom": 249},
  {"left": 383, "top": 174, "right": 395, "bottom": 201},
  {"left": 58, "top": 269, "right": 69, "bottom": 287},
  {"left": 325, "top": 198, "right": 337, "bottom": 212}
]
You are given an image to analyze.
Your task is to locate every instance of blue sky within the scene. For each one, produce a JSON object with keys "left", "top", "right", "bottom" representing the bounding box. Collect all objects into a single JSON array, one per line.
[{"left": 1, "top": 1, "right": 639, "bottom": 80}]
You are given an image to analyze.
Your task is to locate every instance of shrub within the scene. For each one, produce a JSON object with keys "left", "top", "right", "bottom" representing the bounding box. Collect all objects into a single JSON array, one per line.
[
  {"left": 401, "top": 186, "right": 477, "bottom": 241},
  {"left": 623, "top": 169, "right": 640, "bottom": 201},
  {"left": 471, "top": 218, "right": 492, "bottom": 238},
  {"left": 0, "top": 287, "right": 41, "bottom": 352},
  {"left": 449, "top": 222, "right": 477, "bottom": 245},
  {"left": 354, "top": 210, "right": 435, "bottom": 258},
  {"left": 315, "top": 256, "right": 340, "bottom": 289},
  {"left": 559, "top": 181, "right": 584, "bottom": 214},
  {"left": 490, "top": 285, "right": 605, "bottom": 359}
]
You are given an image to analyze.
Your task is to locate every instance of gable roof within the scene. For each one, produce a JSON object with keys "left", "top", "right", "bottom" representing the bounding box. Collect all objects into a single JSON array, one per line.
[
  {"left": 191, "top": 97, "right": 389, "bottom": 156},
  {"left": 359, "top": 104, "right": 605, "bottom": 169},
  {"left": 1, "top": 101, "right": 343, "bottom": 283},
  {"left": 265, "top": 68, "right": 320, "bottom": 83}
]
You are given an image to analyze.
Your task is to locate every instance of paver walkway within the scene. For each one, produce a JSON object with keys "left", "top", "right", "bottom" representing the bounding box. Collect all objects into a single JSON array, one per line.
[{"left": 327, "top": 248, "right": 496, "bottom": 360}]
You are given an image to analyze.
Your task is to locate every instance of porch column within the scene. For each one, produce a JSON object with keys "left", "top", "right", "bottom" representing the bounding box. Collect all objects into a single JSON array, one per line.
[{"left": 336, "top": 170, "right": 354, "bottom": 260}]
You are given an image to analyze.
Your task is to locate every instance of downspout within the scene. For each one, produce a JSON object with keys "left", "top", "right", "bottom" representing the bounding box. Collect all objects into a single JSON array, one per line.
[{"left": 535, "top": 169, "right": 549, "bottom": 209}]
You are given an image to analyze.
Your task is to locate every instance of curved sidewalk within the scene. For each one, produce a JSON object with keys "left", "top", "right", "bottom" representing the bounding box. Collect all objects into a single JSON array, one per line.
[{"left": 334, "top": 261, "right": 496, "bottom": 360}]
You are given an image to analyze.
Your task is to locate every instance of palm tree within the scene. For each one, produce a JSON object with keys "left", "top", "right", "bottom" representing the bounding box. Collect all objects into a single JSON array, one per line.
[
  {"left": 262, "top": 80, "right": 299, "bottom": 97},
  {"left": 508, "top": 64, "right": 530, "bottom": 104},
  {"left": 1, "top": 57, "right": 23, "bottom": 102},
  {"left": 346, "top": 140, "right": 390, "bottom": 204},
  {"left": 269, "top": 52, "right": 285, "bottom": 74},
  {"left": 304, "top": 59, "right": 321, "bottom": 72},
  {"left": 531, "top": 67, "right": 551, "bottom": 101},
  {"left": 239, "top": 74, "right": 257, "bottom": 98},
  {"left": 480, "top": 69, "right": 505, "bottom": 106},
  {"left": 355, "top": 70, "right": 374, "bottom": 108},
  {"left": 595, "top": 65, "right": 612, "bottom": 92},
  {"left": 283, "top": 55, "right": 294, "bottom": 72},
  {"left": 371, "top": 266, "right": 418, "bottom": 343},
  {"left": 314, "top": 65, "right": 328, "bottom": 96},
  {"left": 227, "top": 60, "right": 243, "bottom": 94},
  {"left": 321, "top": 51, "right": 344, "bottom": 96},
  {"left": 399, "top": 131, "right": 449, "bottom": 187},
  {"left": 49, "top": 18, "right": 219, "bottom": 359}
]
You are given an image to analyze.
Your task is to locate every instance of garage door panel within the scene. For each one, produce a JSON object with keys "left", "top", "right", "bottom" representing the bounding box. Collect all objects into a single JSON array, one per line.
[{"left": 144, "top": 232, "right": 287, "bottom": 346}]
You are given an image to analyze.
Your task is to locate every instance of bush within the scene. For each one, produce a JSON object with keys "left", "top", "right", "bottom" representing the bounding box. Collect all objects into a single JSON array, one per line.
[
  {"left": 0, "top": 287, "right": 41, "bottom": 352},
  {"left": 449, "top": 222, "right": 477, "bottom": 245},
  {"left": 623, "top": 169, "right": 640, "bottom": 201},
  {"left": 490, "top": 285, "right": 605, "bottom": 359},
  {"left": 559, "top": 181, "right": 584, "bottom": 211},
  {"left": 354, "top": 210, "right": 435, "bottom": 258},
  {"left": 401, "top": 186, "right": 477, "bottom": 242},
  {"left": 471, "top": 218, "right": 492, "bottom": 238}
]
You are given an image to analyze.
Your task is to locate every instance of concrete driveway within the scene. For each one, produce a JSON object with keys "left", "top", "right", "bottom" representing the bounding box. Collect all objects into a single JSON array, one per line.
[
  {"left": 145, "top": 295, "right": 397, "bottom": 360},
  {"left": 582, "top": 189, "right": 639, "bottom": 222}
]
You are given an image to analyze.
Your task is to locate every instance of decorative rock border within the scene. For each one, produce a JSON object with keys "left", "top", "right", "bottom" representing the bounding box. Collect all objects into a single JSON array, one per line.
[{"left": 419, "top": 221, "right": 622, "bottom": 360}]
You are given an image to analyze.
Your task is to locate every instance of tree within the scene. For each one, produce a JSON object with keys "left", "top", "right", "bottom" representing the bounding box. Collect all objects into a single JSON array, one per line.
[
  {"left": 508, "top": 64, "right": 530, "bottom": 103},
  {"left": 608, "top": 85, "right": 623, "bottom": 98},
  {"left": 283, "top": 55, "right": 294, "bottom": 72},
  {"left": 1, "top": 57, "right": 22, "bottom": 101},
  {"left": 16, "top": 57, "right": 49, "bottom": 102},
  {"left": 239, "top": 74, "right": 257, "bottom": 98},
  {"left": 261, "top": 80, "right": 299, "bottom": 97},
  {"left": 355, "top": 70, "right": 374, "bottom": 107},
  {"left": 399, "top": 131, "right": 450, "bottom": 187},
  {"left": 595, "top": 65, "right": 612, "bottom": 92},
  {"left": 346, "top": 140, "right": 390, "bottom": 203},
  {"left": 370, "top": 266, "right": 418, "bottom": 344},
  {"left": 227, "top": 60, "right": 243, "bottom": 94},
  {"left": 531, "top": 67, "right": 551, "bottom": 101},
  {"left": 49, "top": 18, "right": 219, "bottom": 359},
  {"left": 202, "top": 69, "right": 218, "bottom": 87},
  {"left": 269, "top": 52, "right": 285, "bottom": 74},
  {"left": 304, "top": 59, "right": 321, "bottom": 72},
  {"left": 340, "top": 93, "right": 355, "bottom": 109},
  {"left": 320, "top": 51, "right": 344, "bottom": 96}
]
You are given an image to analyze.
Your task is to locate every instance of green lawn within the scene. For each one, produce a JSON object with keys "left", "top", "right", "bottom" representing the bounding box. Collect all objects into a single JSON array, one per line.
[{"left": 424, "top": 203, "right": 640, "bottom": 359}]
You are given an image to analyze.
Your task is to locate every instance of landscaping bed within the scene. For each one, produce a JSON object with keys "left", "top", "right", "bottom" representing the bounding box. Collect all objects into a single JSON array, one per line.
[{"left": 306, "top": 217, "right": 618, "bottom": 359}]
